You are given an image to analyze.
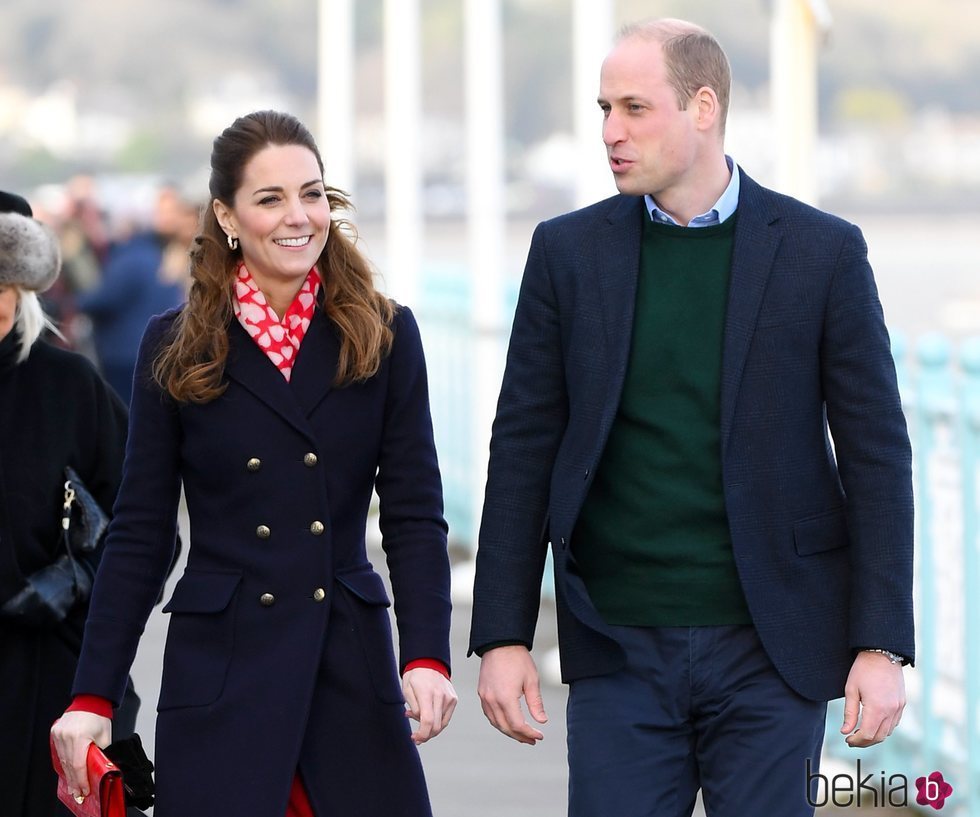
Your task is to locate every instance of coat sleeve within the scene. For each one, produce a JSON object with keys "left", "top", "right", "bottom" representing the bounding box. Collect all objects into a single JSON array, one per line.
[
  {"left": 469, "top": 222, "right": 570, "bottom": 655},
  {"left": 820, "top": 224, "right": 915, "bottom": 663},
  {"left": 72, "top": 313, "right": 183, "bottom": 705},
  {"left": 374, "top": 306, "right": 452, "bottom": 673}
]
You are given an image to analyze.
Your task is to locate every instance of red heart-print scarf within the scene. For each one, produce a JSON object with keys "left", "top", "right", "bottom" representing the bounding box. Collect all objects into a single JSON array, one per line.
[{"left": 233, "top": 262, "right": 320, "bottom": 381}]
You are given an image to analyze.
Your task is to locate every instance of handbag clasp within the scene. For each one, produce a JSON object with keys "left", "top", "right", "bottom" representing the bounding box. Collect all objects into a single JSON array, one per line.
[{"left": 62, "top": 482, "right": 76, "bottom": 531}]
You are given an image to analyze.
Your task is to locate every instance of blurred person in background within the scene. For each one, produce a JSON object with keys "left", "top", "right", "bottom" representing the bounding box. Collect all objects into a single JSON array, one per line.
[
  {"left": 59, "top": 176, "right": 111, "bottom": 295},
  {"left": 0, "top": 190, "right": 139, "bottom": 817},
  {"left": 155, "top": 183, "right": 201, "bottom": 298},
  {"left": 51, "top": 110, "right": 456, "bottom": 817},
  {"left": 49, "top": 176, "right": 113, "bottom": 356},
  {"left": 75, "top": 185, "right": 186, "bottom": 405},
  {"left": 470, "top": 18, "right": 913, "bottom": 817}
]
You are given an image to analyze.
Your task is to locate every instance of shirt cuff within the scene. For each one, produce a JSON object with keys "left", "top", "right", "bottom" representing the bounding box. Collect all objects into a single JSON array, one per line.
[
  {"left": 403, "top": 658, "right": 450, "bottom": 680},
  {"left": 66, "top": 694, "right": 114, "bottom": 720}
]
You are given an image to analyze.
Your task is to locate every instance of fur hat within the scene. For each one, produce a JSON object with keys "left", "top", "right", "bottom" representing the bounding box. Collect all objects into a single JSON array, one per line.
[{"left": 0, "top": 212, "right": 62, "bottom": 293}]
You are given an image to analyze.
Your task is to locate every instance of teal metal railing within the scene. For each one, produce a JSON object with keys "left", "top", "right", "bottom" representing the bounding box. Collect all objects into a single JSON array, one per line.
[
  {"left": 416, "top": 262, "right": 480, "bottom": 542},
  {"left": 820, "top": 333, "right": 979, "bottom": 816}
]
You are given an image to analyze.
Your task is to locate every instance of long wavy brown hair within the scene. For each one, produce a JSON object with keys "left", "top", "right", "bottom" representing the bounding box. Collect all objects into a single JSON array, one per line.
[{"left": 153, "top": 110, "right": 394, "bottom": 403}]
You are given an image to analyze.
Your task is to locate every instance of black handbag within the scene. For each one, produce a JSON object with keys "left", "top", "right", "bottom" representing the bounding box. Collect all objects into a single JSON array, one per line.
[
  {"left": 0, "top": 466, "right": 108, "bottom": 627},
  {"left": 104, "top": 733, "right": 156, "bottom": 811}
]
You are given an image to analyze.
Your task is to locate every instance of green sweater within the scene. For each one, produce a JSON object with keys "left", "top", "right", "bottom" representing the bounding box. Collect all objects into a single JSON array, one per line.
[{"left": 572, "top": 214, "right": 751, "bottom": 626}]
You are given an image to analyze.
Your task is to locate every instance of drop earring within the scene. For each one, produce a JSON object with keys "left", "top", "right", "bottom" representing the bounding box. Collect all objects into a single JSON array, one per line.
[{"left": 227, "top": 234, "right": 239, "bottom": 251}]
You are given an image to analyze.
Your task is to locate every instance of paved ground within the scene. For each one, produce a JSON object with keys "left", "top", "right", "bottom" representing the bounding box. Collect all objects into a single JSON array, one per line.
[{"left": 127, "top": 519, "right": 916, "bottom": 815}]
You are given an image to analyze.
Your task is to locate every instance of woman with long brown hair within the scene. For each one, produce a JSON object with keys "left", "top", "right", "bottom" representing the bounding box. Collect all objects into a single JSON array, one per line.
[{"left": 52, "top": 110, "right": 456, "bottom": 817}]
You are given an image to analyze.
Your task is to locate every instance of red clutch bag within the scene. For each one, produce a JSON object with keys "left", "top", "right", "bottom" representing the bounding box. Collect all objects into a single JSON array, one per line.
[{"left": 50, "top": 738, "right": 126, "bottom": 817}]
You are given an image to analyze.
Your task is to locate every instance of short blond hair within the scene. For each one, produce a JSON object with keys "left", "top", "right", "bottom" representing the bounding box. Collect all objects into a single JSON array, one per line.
[{"left": 618, "top": 18, "right": 731, "bottom": 134}]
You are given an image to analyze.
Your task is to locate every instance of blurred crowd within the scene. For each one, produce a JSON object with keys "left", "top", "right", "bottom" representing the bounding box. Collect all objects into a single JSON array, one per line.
[{"left": 30, "top": 176, "right": 198, "bottom": 404}]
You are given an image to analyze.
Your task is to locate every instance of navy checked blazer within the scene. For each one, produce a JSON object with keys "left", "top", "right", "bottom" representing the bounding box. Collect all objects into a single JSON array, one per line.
[{"left": 469, "top": 170, "right": 914, "bottom": 702}]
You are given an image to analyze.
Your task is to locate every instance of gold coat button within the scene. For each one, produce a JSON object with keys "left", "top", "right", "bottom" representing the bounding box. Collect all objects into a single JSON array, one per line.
[
  {"left": 310, "top": 520, "right": 325, "bottom": 536},
  {"left": 313, "top": 588, "right": 326, "bottom": 602},
  {"left": 260, "top": 593, "right": 275, "bottom": 607},
  {"left": 247, "top": 457, "right": 261, "bottom": 472},
  {"left": 256, "top": 525, "right": 271, "bottom": 539},
  {"left": 303, "top": 452, "right": 318, "bottom": 467}
]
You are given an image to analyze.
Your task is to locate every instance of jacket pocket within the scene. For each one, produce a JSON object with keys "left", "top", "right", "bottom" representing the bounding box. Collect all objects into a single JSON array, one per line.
[
  {"left": 335, "top": 564, "right": 391, "bottom": 607},
  {"left": 158, "top": 570, "right": 241, "bottom": 710},
  {"left": 794, "top": 509, "right": 848, "bottom": 556},
  {"left": 335, "top": 565, "right": 402, "bottom": 703}
]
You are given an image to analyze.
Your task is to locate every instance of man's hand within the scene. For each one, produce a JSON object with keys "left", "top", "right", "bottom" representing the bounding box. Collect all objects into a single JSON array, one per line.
[
  {"left": 402, "top": 668, "right": 458, "bottom": 745},
  {"left": 477, "top": 645, "right": 547, "bottom": 745},
  {"left": 840, "top": 650, "right": 906, "bottom": 747}
]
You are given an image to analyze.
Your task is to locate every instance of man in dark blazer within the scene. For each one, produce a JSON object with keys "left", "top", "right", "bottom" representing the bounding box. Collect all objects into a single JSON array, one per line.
[{"left": 469, "top": 18, "right": 913, "bottom": 817}]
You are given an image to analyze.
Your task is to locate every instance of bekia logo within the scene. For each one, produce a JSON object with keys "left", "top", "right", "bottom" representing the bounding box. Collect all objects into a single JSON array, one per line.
[
  {"left": 916, "top": 771, "right": 954, "bottom": 811},
  {"left": 806, "top": 759, "right": 954, "bottom": 810}
]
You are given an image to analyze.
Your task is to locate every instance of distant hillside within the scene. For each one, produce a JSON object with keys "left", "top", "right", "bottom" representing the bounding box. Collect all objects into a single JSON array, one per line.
[
  {"left": 0, "top": 0, "right": 976, "bottom": 191},
  {"left": 2, "top": 0, "right": 977, "bottom": 129}
]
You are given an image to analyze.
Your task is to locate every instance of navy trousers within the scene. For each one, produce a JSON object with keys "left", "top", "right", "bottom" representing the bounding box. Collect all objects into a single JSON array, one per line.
[{"left": 566, "top": 625, "right": 827, "bottom": 817}]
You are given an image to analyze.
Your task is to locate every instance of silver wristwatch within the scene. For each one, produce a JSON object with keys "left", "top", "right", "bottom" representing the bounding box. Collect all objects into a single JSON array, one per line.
[{"left": 862, "top": 648, "right": 904, "bottom": 665}]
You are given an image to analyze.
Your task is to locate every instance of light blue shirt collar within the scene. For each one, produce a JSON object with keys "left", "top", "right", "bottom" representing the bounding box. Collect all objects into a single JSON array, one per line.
[{"left": 645, "top": 156, "right": 740, "bottom": 227}]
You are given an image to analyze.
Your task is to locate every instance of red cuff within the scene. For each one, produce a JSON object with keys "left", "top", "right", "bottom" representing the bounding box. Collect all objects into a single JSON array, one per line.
[
  {"left": 66, "top": 695, "right": 114, "bottom": 720},
  {"left": 403, "top": 658, "right": 450, "bottom": 680}
]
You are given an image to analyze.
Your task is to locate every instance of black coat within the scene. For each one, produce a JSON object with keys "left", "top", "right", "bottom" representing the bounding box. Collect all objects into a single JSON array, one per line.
[{"left": 0, "top": 331, "right": 130, "bottom": 817}]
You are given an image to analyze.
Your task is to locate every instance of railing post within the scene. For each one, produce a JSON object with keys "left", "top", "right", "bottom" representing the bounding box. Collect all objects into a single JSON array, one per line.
[
  {"left": 915, "top": 334, "right": 961, "bottom": 779},
  {"left": 317, "top": 0, "right": 355, "bottom": 197},
  {"left": 958, "top": 337, "right": 980, "bottom": 814},
  {"left": 383, "top": 0, "right": 422, "bottom": 306},
  {"left": 572, "top": 0, "right": 614, "bottom": 208}
]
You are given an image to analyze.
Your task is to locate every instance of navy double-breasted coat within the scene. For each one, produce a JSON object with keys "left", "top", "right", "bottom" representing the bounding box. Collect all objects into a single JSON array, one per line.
[{"left": 73, "top": 304, "right": 451, "bottom": 817}]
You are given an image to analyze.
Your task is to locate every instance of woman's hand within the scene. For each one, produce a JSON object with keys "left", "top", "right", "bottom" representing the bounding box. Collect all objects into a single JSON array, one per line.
[
  {"left": 50, "top": 712, "right": 112, "bottom": 801},
  {"left": 402, "top": 667, "right": 458, "bottom": 745}
]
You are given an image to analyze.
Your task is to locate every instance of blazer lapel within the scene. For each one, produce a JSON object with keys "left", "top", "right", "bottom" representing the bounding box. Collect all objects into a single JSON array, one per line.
[
  {"left": 594, "top": 195, "right": 645, "bottom": 398},
  {"left": 720, "top": 171, "right": 782, "bottom": 451},
  {"left": 288, "top": 308, "right": 338, "bottom": 418},
  {"left": 225, "top": 319, "right": 319, "bottom": 443}
]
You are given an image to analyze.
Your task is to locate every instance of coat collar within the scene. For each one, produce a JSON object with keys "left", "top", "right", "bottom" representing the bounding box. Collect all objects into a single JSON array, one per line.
[
  {"left": 225, "top": 308, "right": 339, "bottom": 443},
  {"left": 572, "top": 195, "right": 644, "bottom": 452},
  {"left": 720, "top": 170, "right": 782, "bottom": 451},
  {"left": 595, "top": 194, "right": 645, "bottom": 381}
]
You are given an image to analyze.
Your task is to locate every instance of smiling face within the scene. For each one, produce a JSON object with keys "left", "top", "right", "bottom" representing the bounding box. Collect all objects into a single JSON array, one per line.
[{"left": 213, "top": 143, "right": 331, "bottom": 310}]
